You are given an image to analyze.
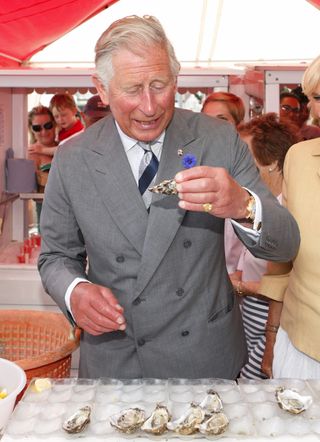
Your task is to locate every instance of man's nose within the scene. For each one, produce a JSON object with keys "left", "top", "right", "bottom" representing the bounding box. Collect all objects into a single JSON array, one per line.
[{"left": 140, "top": 89, "right": 157, "bottom": 115}]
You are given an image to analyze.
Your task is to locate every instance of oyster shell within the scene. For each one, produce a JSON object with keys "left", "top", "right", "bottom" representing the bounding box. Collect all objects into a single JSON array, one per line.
[
  {"left": 141, "top": 403, "right": 171, "bottom": 435},
  {"left": 149, "top": 179, "right": 178, "bottom": 195},
  {"left": 275, "top": 387, "right": 313, "bottom": 414},
  {"left": 62, "top": 405, "right": 91, "bottom": 434},
  {"left": 110, "top": 407, "right": 145, "bottom": 434},
  {"left": 200, "top": 389, "right": 223, "bottom": 413},
  {"left": 166, "top": 402, "right": 205, "bottom": 435},
  {"left": 197, "top": 411, "right": 229, "bottom": 436}
]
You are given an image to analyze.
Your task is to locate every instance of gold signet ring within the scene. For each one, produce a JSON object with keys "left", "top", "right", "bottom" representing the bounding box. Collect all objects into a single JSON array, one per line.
[{"left": 203, "top": 203, "right": 213, "bottom": 213}]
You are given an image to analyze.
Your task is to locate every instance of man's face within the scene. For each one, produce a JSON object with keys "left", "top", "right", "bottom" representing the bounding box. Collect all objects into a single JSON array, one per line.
[{"left": 95, "top": 46, "right": 177, "bottom": 142}]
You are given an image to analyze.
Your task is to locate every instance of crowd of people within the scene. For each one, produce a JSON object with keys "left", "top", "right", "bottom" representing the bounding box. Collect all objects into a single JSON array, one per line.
[
  {"left": 25, "top": 14, "right": 320, "bottom": 381},
  {"left": 27, "top": 93, "right": 111, "bottom": 227}
]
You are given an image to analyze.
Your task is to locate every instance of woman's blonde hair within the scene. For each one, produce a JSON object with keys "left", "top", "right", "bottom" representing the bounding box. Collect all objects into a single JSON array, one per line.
[{"left": 302, "top": 55, "right": 320, "bottom": 98}]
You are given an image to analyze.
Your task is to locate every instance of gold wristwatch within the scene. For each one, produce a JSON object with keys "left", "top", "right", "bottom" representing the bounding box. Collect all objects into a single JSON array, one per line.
[{"left": 245, "top": 195, "right": 256, "bottom": 222}]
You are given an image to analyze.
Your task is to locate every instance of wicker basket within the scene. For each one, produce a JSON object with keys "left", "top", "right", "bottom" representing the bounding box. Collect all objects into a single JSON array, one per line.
[{"left": 0, "top": 310, "right": 80, "bottom": 382}]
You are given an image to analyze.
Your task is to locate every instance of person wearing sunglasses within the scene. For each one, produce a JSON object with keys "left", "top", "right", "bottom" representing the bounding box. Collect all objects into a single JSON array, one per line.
[
  {"left": 279, "top": 90, "right": 320, "bottom": 140},
  {"left": 27, "top": 106, "right": 58, "bottom": 228},
  {"left": 27, "top": 105, "right": 58, "bottom": 162},
  {"left": 279, "top": 92, "right": 301, "bottom": 128}
]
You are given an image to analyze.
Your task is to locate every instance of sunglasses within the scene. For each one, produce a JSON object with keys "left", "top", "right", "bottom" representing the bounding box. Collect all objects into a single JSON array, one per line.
[{"left": 32, "top": 121, "right": 54, "bottom": 132}]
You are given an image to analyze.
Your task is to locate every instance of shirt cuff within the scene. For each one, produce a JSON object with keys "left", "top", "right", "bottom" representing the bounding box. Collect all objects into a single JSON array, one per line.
[
  {"left": 65, "top": 277, "right": 91, "bottom": 321},
  {"left": 231, "top": 188, "right": 262, "bottom": 238}
]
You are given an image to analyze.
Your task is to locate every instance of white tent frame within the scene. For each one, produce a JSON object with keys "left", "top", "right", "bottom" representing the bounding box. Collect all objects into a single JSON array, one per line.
[{"left": 0, "top": 63, "right": 306, "bottom": 244}]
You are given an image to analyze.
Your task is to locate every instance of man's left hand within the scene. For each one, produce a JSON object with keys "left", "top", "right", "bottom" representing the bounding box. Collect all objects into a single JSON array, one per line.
[{"left": 175, "top": 166, "right": 250, "bottom": 219}]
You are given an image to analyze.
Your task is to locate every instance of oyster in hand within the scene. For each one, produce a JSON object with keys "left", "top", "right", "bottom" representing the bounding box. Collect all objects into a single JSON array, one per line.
[
  {"left": 62, "top": 405, "right": 91, "bottom": 434},
  {"left": 110, "top": 407, "right": 145, "bottom": 434},
  {"left": 141, "top": 403, "right": 171, "bottom": 435},
  {"left": 149, "top": 179, "right": 178, "bottom": 195},
  {"left": 275, "top": 387, "right": 312, "bottom": 414}
]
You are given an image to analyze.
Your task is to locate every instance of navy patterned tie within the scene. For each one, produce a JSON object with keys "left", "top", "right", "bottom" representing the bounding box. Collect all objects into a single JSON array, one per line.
[{"left": 138, "top": 142, "right": 159, "bottom": 207}]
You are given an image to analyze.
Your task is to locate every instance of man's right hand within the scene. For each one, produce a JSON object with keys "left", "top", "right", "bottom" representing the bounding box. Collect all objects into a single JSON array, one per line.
[{"left": 70, "top": 282, "right": 126, "bottom": 336}]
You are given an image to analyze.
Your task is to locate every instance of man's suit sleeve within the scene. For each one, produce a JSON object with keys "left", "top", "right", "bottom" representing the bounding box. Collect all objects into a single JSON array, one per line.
[{"left": 38, "top": 150, "right": 88, "bottom": 317}]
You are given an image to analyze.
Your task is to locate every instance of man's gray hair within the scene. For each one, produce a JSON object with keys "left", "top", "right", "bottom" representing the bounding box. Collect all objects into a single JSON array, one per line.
[{"left": 94, "top": 15, "right": 181, "bottom": 88}]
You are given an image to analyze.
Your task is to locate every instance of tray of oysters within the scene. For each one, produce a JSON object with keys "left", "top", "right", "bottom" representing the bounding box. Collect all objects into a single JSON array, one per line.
[{"left": 4, "top": 377, "right": 320, "bottom": 439}]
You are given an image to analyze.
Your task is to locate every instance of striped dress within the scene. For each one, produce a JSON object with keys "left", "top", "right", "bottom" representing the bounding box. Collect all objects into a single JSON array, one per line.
[
  {"left": 238, "top": 194, "right": 281, "bottom": 379},
  {"left": 240, "top": 296, "right": 269, "bottom": 379},
  {"left": 237, "top": 248, "right": 269, "bottom": 379}
]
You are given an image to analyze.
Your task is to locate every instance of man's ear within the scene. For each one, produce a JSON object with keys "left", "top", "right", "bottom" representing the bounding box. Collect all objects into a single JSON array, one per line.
[{"left": 92, "top": 75, "right": 109, "bottom": 105}]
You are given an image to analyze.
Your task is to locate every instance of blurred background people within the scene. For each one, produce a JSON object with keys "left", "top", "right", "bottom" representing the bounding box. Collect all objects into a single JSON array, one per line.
[
  {"left": 279, "top": 91, "right": 301, "bottom": 127},
  {"left": 82, "top": 95, "right": 111, "bottom": 128},
  {"left": 280, "top": 89, "right": 320, "bottom": 140},
  {"left": 260, "top": 55, "right": 320, "bottom": 379},
  {"left": 49, "top": 93, "right": 84, "bottom": 143},
  {"left": 27, "top": 105, "right": 58, "bottom": 228},
  {"left": 201, "top": 91, "right": 245, "bottom": 126},
  {"left": 232, "top": 113, "right": 300, "bottom": 379},
  {"left": 291, "top": 85, "right": 320, "bottom": 140}
]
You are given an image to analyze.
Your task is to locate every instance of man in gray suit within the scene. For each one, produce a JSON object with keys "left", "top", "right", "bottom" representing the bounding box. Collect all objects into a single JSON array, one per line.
[{"left": 38, "top": 15, "right": 299, "bottom": 380}]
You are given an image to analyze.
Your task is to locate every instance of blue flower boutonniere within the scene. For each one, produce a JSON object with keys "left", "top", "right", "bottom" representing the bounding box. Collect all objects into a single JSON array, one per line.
[
  {"left": 182, "top": 153, "right": 197, "bottom": 169},
  {"left": 149, "top": 152, "right": 197, "bottom": 195}
]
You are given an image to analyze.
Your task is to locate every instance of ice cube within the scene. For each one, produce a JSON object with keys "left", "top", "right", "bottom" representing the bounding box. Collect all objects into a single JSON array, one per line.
[
  {"left": 228, "top": 414, "right": 255, "bottom": 436},
  {"left": 33, "top": 417, "right": 61, "bottom": 435},
  {"left": 224, "top": 403, "right": 249, "bottom": 420},
  {"left": 257, "top": 416, "right": 285, "bottom": 437},
  {"left": 250, "top": 402, "right": 278, "bottom": 421},
  {"left": 6, "top": 417, "right": 35, "bottom": 435},
  {"left": 13, "top": 402, "right": 40, "bottom": 420},
  {"left": 169, "top": 389, "right": 194, "bottom": 403},
  {"left": 219, "top": 388, "right": 242, "bottom": 404},
  {"left": 287, "top": 416, "right": 311, "bottom": 436}
]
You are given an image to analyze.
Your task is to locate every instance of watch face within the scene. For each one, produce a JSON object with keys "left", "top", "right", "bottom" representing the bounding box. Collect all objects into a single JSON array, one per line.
[{"left": 246, "top": 195, "right": 256, "bottom": 221}]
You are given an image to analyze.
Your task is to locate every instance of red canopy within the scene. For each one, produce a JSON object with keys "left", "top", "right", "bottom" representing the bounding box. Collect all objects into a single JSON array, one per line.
[
  {"left": 307, "top": 0, "right": 320, "bottom": 8},
  {"left": 0, "top": 0, "right": 118, "bottom": 67}
]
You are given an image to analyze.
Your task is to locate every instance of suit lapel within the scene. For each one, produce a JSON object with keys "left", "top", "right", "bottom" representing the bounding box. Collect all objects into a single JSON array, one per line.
[
  {"left": 135, "top": 111, "right": 204, "bottom": 295},
  {"left": 82, "top": 113, "right": 205, "bottom": 295},
  {"left": 83, "top": 118, "right": 148, "bottom": 255}
]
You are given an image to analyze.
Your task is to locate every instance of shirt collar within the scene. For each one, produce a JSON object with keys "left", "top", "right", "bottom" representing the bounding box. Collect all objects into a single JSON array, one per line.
[{"left": 115, "top": 121, "right": 165, "bottom": 153}]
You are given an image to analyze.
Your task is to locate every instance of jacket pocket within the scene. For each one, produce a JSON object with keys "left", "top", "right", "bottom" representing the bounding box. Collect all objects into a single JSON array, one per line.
[{"left": 208, "top": 291, "right": 234, "bottom": 323}]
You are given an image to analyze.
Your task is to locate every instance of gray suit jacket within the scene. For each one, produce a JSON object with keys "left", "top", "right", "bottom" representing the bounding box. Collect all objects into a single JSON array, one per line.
[{"left": 38, "top": 109, "right": 300, "bottom": 379}]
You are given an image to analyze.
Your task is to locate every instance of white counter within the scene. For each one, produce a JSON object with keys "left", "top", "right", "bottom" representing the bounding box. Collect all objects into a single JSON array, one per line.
[
  {"left": 2, "top": 436, "right": 320, "bottom": 442},
  {"left": 2, "top": 378, "right": 320, "bottom": 441}
]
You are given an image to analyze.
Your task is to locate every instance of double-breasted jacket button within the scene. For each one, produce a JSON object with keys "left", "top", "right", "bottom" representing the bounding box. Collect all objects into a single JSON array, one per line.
[
  {"left": 133, "top": 297, "right": 141, "bottom": 306},
  {"left": 176, "top": 288, "right": 184, "bottom": 297},
  {"left": 116, "top": 255, "right": 125, "bottom": 263},
  {"left": 181, "top": 330, "right": 189, "bottom": 337},
  {"left": 183, "top": 240, "right": 192, "bottom": 248},
  {"left": 137, "top": 338, "right": 146, "bottom": 346}
]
